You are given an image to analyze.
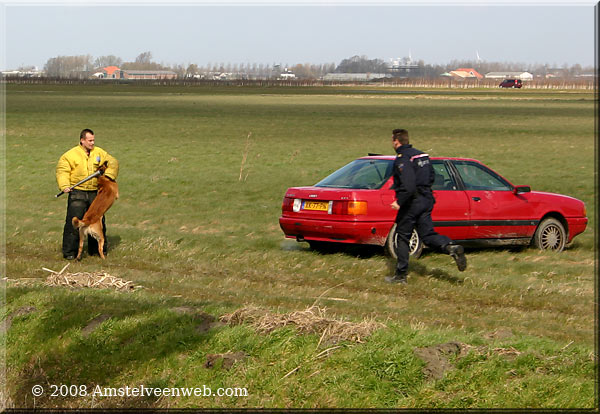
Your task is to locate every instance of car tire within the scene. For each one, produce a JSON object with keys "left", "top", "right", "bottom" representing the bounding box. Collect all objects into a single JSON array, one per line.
[
  {"left": 385, "top": 224, "right": 423, "bottom": 259},
  {"left": 532, "top": 217, "right": 566, "bottom": 252}
]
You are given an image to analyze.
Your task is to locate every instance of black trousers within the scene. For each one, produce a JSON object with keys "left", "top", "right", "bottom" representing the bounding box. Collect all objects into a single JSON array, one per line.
[
  {"left": 62, "top": 190, "right": 106, "bottom": 258},
  {"left": 395, "top": 193, "right": 451, "bottom": 275}
]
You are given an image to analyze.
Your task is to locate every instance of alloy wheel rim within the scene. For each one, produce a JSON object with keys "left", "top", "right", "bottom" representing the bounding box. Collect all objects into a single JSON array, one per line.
[
  {"left": 393, "top": 231, "right": 419, "bottom": 255},
  {"left": 541, "top": 225, "right": 562, "bottom": 249},
  {"left": 409, "top": 232, "right": 419, "bottom": 252}
]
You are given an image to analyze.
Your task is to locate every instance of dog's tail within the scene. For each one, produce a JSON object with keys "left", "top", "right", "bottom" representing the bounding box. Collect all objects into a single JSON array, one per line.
[{"left": 72, "top": 217, "right": 83, "bottom": 228}]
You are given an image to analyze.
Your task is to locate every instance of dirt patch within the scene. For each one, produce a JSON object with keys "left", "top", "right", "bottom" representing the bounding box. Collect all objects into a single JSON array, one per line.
[
  {"left": 169, "top": 307, "right": 224, "bottom": 333},
  {"left": 196, "top": 318, "right": 225, "bottom": 334},
  {"left": 3, "top": 306, "right": 37, "bottom": 333},
  {"left": 220, "top": 305, "right": 384, "bottom": 344},
  {"left": 483, "top": 328, "right": 514, "bottom": 340},
  {"left": 414, "top": 341, "right": 465, "bottom": 380},
  {"left": 204, "top": 351, "right": 247, "bottom": 370},
  {"left": 488, "top": 346, "right": 522, "bottom": 361},
  {"left": 81, "top": 314, "right": 112, "bottom": 337},
  {"left": 170, "top": 306, "right": 199, "bottom": 315},
  {"left": 415, "top": 341, "right": 524, "bottom": 381}
]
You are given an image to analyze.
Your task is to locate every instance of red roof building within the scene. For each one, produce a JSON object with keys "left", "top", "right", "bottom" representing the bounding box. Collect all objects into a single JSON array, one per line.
[
  {"left": 451, "top": 68, "right": 484, "bottom": 80},
  {"left": 101, "top": 66, "right": 121, "bottom": 78}
]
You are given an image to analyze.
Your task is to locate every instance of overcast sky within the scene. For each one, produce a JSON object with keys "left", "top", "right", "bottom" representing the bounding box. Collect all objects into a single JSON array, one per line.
[{"left": 2, "top": 1, "right": 596, "bottom": 70}]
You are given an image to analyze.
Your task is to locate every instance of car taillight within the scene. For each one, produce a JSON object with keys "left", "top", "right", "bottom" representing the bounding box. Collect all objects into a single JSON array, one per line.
[
  {"left": 348, "top": 201, "right": 368, "bottom": 215},
  {"left": 282, "top": 197, "right": 294, "bottom": 212},
  {"left": 331, "top": 200, "right": 345, "bottom": 215},
  {"left": 329, "top": 200, "right": 367, "bottom": 215}
]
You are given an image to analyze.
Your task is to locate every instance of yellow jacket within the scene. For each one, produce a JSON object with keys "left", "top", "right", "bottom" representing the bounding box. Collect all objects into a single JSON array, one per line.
[{"left": 56, "top": 145, "right": 119, "bottom": 191}]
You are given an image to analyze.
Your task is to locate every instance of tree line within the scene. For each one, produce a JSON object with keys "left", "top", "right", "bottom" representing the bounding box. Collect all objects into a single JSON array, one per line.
[{"left": 37, "top": 51, "right": 593, "bottom": 79}]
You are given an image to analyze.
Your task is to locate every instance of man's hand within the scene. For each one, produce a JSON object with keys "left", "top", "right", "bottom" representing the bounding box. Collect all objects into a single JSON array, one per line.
[
  {"left": 391, "top": 201, "right": 400, "bottom": 210},
  {"left": 62, "top": 188, "right": 72, "bottom": 193}
]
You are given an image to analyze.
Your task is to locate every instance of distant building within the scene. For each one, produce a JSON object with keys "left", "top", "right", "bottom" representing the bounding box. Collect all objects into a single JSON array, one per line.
[
  {"left": 323, "top": 73, "right": 391, "bottom": 81},
  {"left": 99, "top": 66, "right": 121, "bottom": 79},
  {"left": 387, "top": 56, "right": 421, "bottom": 77},
  {"left": 1, "top": 68, "right": 43, "bottom": 77},
  {"left": 92, "top": 67, "right": 177, "bottom": 80},
  {"left": 575, "top": 72, "right": 596, "bottom": 79},
  {"left": 121, "top": 70, "right": 177, "bottom": 80},
  {"left": 485, "top": 71, "right": 533, "bottom": 81},
  {"left": 545, "top": 68, "right": 568, "bottom": 78},
  {"left": 449, "top": 68, "right": 484, "bottom": 80}
]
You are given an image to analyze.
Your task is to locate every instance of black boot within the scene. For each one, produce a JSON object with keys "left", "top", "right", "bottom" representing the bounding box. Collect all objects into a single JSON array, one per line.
[
  {"left": 445, "top": 244, "right": 467, "bottom": 271},
  {"left": 385, "top": 273, "right": 407, "bottom": 284}
]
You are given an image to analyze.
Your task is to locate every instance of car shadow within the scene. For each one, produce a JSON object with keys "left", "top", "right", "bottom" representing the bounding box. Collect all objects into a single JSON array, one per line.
[{"left": 305, "top": 242, "right": 382, "bottom": 259}]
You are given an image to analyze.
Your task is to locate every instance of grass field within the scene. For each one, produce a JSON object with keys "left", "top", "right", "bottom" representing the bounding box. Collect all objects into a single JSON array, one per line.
[{"left": 2, "top": 83, "right": 596, "bottom": 409}]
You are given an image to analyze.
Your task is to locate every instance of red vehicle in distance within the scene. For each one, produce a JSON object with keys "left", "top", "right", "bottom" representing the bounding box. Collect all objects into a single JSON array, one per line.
[
  {"left": 499, "top": 79, "right": 523, "bottom": 88},
  {"left": 279, "top": 156, "right": 587, "bottom": 257}
]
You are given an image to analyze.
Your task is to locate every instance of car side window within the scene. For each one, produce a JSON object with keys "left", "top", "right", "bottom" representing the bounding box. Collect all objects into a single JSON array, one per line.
[
  {"left": 431, "top": 161, "right": 456, "bottom": 190},
  {"left": 453, "top": 161, "right": 512, "bottom": 191}
]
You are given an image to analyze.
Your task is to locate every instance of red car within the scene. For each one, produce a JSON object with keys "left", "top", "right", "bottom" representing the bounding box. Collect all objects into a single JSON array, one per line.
[{"left": 279, "top": 156, "right": 587, "bottom": 257}]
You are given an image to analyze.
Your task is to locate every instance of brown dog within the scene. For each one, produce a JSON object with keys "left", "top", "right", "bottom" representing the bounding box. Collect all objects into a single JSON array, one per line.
[{"left": 72, "top": 163, "right": 119, "bottom": 260}]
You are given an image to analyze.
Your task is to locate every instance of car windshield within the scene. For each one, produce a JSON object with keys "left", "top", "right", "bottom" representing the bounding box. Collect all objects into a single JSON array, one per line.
[{"left": 315, "top": 159, "right": 394, "bottom": 189}]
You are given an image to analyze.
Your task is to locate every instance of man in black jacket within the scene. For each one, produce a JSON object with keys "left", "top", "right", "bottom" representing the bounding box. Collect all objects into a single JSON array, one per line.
[{"left": 386, "top": 129, "right": 467, "bottom": 284}]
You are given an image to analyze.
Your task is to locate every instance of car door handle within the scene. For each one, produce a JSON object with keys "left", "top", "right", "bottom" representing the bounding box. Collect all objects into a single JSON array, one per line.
[{"left": 472, "top": 197, "right": 481, "bottom": 202}]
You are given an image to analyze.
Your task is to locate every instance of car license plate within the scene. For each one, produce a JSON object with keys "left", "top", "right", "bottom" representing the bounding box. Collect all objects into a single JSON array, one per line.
[{"left": 303, "top": 201, "right": 328, "bottom": 211}]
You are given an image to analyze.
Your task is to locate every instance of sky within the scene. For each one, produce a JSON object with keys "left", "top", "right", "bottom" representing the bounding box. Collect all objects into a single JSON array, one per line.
[{"left": 1, "top": 1, "right": 596, "bottom": 71}]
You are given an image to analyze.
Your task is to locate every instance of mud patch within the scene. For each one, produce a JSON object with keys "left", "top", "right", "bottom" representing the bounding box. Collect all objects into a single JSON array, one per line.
[
  {"left": 415, "top": 341, "right": 524, "bottom": 381},
  {"left": 414, "top": 342, "right": 466, "bottom": 381},
  {"left": 204, "top": 351, "right": 247, "bottom": 370},
  {"left": 169, "top": 307, "right": 224, "bottom": 334},
  {"left": 81, "top": 314, "right": 112, "bottom": 337},
  {"left": 484, "top": 328, "right": 514, "bottom": 340},
  {"left": 221, "top": 305, "right": 384, "bottom": 344},
  {"left": 3, "top": 306, "right": 37, "bottom": 332},
  {"left": 170, "top": 306, "right": 198, "bottom": 315}
]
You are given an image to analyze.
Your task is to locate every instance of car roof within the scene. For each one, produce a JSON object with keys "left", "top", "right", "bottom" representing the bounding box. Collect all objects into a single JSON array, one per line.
[{"left": 360, "top": 155, "right": 482, "bottom": 163}]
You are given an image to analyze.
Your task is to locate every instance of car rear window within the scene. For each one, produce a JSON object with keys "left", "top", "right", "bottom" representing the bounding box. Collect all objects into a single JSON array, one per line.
[{"left": 315, "top": 159, "right": 394, "bottom": 189}]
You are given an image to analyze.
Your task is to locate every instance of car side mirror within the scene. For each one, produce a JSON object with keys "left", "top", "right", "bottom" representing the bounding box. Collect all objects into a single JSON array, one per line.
[{"left": 514, "top": 185, "right": 531, "bottom": 194}]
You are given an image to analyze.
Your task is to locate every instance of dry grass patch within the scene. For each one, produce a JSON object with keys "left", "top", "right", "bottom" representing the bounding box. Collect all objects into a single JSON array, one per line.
[
  {"left": 40, "top": 264, "right": 142, "bottom": 291},
  {"left": 220, "top": 305, "right": 385, "bottom": 344}
]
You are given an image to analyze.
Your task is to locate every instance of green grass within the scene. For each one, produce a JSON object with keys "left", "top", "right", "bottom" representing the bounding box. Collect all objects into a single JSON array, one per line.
[{"left": 3, "top": 83, "right": 596, "bottom": 409}]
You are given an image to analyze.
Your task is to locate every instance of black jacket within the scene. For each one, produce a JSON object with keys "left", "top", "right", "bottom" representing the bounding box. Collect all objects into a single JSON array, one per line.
[{"left": 391, "top": 144, "right": 434, "bottom": 205}]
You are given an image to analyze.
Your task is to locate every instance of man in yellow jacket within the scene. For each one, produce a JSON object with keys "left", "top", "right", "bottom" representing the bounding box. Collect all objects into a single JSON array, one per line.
[{"left": 56, "top": 129, "right": 119, "bottom": 259}]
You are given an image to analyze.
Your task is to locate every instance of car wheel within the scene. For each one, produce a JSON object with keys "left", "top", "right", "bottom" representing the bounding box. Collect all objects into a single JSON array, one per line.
[
  {"left": 533, "top": 218, "right": 566, "bottom": 252},
  {"left": 385, "top": 224, "right": 423, "bottom": 259}
]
